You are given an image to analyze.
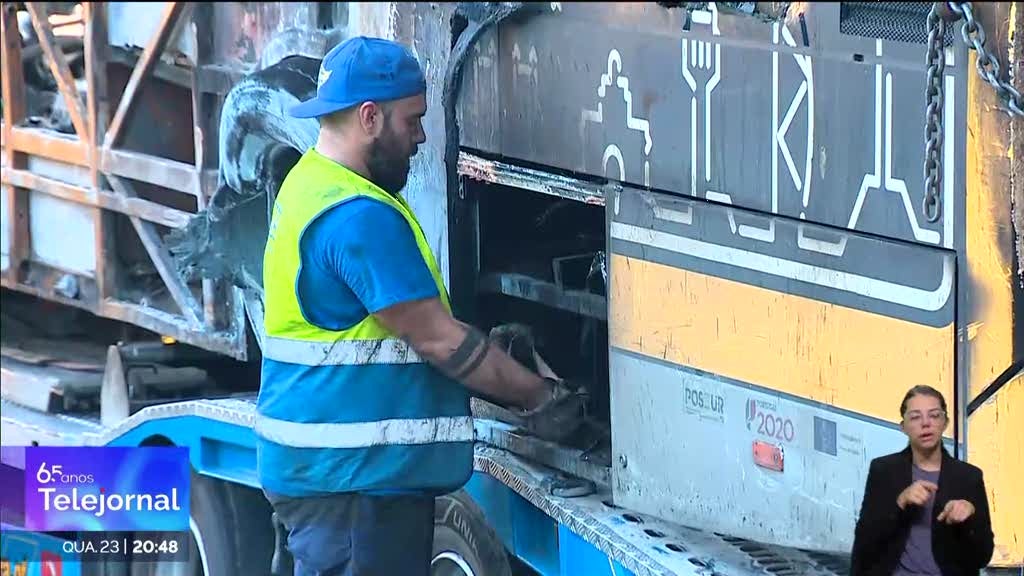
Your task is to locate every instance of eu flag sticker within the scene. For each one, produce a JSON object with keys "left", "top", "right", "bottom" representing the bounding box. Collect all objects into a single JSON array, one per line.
[{"left": 23, "top": 447, "right": 190, "bottom": 532}]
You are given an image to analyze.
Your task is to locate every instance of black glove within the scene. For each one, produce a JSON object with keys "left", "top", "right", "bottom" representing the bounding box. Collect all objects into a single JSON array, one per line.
[
  {"left": 521, "top": 377, "right": 588, "bottom": 443},
  {"left": 488, "top": 324, "right": 589, "bottom": 442}
]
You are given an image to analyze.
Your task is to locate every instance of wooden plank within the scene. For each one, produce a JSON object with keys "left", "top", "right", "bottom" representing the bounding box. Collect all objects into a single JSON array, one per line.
[
  {"left": 1, "top": 272, "right": 99, "bottom": 316},
  {"left": 107, "top": 45, "right": 192, "bottom": 89},
  {"left": 103, "top": 300, "right": 242, "bottom": 359},
  {"left": 23, "top": 3, "right": 89, "bottom": 141},
  {"left": 117, "top": 196, "right": 191, "bottom": 229},
  {"left": 108, "top": 174, "right": 202, "bottom": 328},
  {"left": 2, "top": 3, "right": 30, "bottom": 280},
  {"left": 0, "top": 3, "right": 25, "bottom": 130},
  {"left": 127, "top": 215, "right": 203, "bottom": 328},
  {"left": 1, "top": 167, "right": 192, "bottom": 229},
  {"left": 1, "top": 274, "right": 242, "bottom": 360},
  {"left": 85, "top": 2, "right": 109, "bottom": 188},
  {"left": 190, "top": 68, "right": 206, "bottom": 202},
  {"left": 190, "top": 4, "right": 216, "bottom": 328},
  {"left": 101, "top": 147, "right": 200, "bottom": 196},
  {"left": 8, "top": 127, "right": 89, "bottom": 165},
  {"left": 1, "top": 175, "right": 30, "bottom": 284},
  {"left": 104, "top": 2, "right": 190, "bottom": 149},
  {"left": 195, "top": 63, "right": 245, "bottom": 97},
  {"left": 85, "top": 2, "right": 117, "bottom": 302}
]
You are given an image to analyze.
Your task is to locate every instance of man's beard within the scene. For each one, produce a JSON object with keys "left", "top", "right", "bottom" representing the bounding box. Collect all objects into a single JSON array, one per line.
[{"left": 366, "top": 130, "right": 411, "bottom": 196}]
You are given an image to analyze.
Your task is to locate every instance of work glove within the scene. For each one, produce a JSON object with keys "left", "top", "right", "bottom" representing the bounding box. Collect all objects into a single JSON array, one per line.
[
  {"left": 521, "top": 377, "right": 588, "bottom": 443},
  {"left": 488, "top": 324, "right": 589, "bottom": 443}
]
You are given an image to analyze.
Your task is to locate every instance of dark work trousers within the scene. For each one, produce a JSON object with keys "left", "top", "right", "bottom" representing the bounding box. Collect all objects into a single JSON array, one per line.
[{"left": 267, "top": 491, "right": 435, "bottom": 576}]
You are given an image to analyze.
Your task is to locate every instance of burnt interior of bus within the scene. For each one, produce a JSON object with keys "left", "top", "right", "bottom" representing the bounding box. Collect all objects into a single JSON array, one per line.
[{"left": 455, "top": 161, "right": 614, "bottom": 465}]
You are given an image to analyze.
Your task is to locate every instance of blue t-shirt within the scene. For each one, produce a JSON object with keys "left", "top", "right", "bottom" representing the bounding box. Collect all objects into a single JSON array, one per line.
[{"left": 295, "top": 197, "right": 439, "bottom": 330}]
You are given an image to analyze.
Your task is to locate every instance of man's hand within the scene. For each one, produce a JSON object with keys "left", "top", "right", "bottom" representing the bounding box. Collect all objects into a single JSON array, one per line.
[
  {"left": 897, "top": 480, "right": 938, "bottom": 510},
  {"left": 486, "top": 323, "right": 588, "bottom": 441},
  {"left": 521, "top": 377, "right": 588, "bottom": 443},
  {"left": 937, "top": 499, "right": 975, "bottom": 524}
]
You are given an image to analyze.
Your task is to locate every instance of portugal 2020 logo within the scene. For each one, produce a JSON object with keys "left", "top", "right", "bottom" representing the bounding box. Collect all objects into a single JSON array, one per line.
[
  {"left": 746, "top": 399, "right": 758, "bottom": 430},
  {"left": 746, "top": 398, "right": 795, "bottom": 443}
]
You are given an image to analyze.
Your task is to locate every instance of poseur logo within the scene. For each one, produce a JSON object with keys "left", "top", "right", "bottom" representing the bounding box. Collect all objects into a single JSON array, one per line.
[{"left": 35, "top": 462, "right": 182, "bottom": 518}]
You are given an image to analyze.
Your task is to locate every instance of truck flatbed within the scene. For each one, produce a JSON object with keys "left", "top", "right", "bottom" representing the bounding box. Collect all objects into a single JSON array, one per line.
[{"left": 2, "top": 371, "right": 850, "bottom": 576}]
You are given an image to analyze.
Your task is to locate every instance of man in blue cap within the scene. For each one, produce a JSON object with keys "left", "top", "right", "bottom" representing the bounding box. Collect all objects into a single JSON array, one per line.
[{"left": 254, "top": 36, "right": 573, "bottom": 575}]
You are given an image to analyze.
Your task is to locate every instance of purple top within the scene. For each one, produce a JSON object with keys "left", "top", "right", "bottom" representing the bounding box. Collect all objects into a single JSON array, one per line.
[{"left": 894, "top": 465, "right": 942, "bottom": 576}]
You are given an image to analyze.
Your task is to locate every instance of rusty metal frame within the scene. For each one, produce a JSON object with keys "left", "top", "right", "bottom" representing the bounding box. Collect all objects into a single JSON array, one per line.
[{"left": 0, "top": 2, "right": 248, "bottom": 359}]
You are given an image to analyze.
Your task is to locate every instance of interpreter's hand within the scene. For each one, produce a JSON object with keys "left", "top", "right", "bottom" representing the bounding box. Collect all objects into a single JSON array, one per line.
[
  {"left": 937, "top": 499, "right": 975, "bottom": 524},
  {"left": 897, "top": 480, "right": 938, "bottom": 510}
]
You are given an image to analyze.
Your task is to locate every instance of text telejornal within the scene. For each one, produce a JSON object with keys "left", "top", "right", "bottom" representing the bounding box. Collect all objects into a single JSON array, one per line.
[{"left": 38, "top": 488, "right": 182, "bottom": 517}]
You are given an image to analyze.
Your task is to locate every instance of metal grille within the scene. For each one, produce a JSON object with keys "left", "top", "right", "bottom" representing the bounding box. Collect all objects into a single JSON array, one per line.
[
  {"left": 840, "top": 2, "right": 955, "bottom": 46},
  {"left": 718, "top": 535, "right": 850, "bottom": 576}
]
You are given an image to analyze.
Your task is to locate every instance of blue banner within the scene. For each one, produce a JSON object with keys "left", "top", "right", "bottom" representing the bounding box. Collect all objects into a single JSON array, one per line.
[{"left": 9, "top": 447, "right": 192, "bottom": 533}]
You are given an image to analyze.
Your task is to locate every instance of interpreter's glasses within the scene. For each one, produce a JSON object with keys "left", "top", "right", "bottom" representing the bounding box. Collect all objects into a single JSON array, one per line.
[{"left": 904, "top": 410, "right": 946, "bottom": 425}]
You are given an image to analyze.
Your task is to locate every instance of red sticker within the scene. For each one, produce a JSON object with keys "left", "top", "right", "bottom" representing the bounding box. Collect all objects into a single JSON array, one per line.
[{"left": 753, "top": 440, "right": 784, "bottom": 472}]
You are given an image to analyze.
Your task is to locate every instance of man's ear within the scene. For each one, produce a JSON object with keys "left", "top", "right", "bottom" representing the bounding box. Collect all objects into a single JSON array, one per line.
[{"left": 356, "top": 102, "right": 384, "bottom": 137}]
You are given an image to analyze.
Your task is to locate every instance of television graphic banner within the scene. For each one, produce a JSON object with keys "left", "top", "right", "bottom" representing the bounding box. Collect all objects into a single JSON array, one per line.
[{"left": 1, "top": 447, "right": 190, "bottom": 533}]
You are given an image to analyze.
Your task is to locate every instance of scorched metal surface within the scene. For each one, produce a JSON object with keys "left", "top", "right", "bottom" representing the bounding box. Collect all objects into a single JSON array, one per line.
[{"left": 458, "top": 2, "right": 967, "bottom": 250}]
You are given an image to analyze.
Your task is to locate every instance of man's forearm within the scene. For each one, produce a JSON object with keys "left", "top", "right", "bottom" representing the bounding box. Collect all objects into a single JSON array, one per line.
[
  {"left": 371, "top": 297, "right": 553, "bottom": 411},
  {"left": 420, "top": 320, "right": 550, "bottom": 410}
]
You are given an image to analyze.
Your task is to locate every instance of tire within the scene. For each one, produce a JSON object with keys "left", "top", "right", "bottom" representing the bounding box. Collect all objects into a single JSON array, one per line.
[
  {"left": 164, "top": 54, "right": 321, "bottom": 362},
  {"left": 432, "top": 490, "right": 512, "bottom": 576},
  {"left": 166, "top": 55, "right": 320, "bottom": 309},
  {"left": 131, "top": 472, "right": 276, "bottom": 576},
  {"left": 216, "top": 54, "right": 321, "bottom": 208}
]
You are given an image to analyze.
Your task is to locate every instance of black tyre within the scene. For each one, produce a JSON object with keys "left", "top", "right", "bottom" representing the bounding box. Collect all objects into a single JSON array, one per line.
[
  {"left": 167, "top": 55, "right": 320, "bottom": 303},
  {"left": 432, "top": 490, "right": 512, "bottom": 576},
  {"left": 165, "top": 54, "right": 322, "bottom": 363},
  {"left": 130, "top": 471, "right": 276, "bottom": 576}
]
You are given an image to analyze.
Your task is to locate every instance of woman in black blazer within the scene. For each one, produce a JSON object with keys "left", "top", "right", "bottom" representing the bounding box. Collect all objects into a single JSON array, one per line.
[{"left": 851, "top": 385, "right": 994, "bottom": 575}]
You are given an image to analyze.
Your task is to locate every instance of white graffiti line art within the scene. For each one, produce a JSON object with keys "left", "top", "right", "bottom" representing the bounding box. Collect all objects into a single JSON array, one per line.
[
  {"left": 581, "top": 48, "right": 654, "bottom": 202},
  {"left": 680, "top": 2, "right": 721, "bottom": 194},
  {"left": 610, "top": 221, "right": 955, "bottom": 313},
  {"left": 773, "top": 23, "right": 813, "bottom": 217},
  {"left": 847, "top": 39, "right": 941, "bottom": 246},
  {"left": 643, "top": 193, "right": 694, "bottom": 225},
  {"left": 683, "top": 3, "right": 774, "bottom": 242},
  {"left": 767, "top": 20, "right": 841, "bottom": 257},
  {"left": 511, "top": 42, "right": 538, "bottom": 85},
  {"left": 681, "top": 38, "right": 697, "bottom": 196},
  {"left": 603, "top": 144, "right": 625, "bottom": 181},
  {"left": 788, "top": 38, "right": 954, "bottom": 313},
  {"left": 473, "top": 34, "right": 495, "bottom": 69}
]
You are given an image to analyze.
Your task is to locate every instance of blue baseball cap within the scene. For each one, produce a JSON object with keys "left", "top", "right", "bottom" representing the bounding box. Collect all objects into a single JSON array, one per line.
[{"left": 289, "top": 36, "right": 427, "bottom": 119}]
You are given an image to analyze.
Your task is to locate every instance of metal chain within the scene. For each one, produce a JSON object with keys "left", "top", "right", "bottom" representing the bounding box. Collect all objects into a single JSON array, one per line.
[
  {"left": 922, "top": 1, "right": 1023, "bottom": 223},
  {"left": 949, "top": 2, "right": 1024, "bottom": 118},
  {"left": 923, "top": 3, "right": 947, "bottom": 223}
]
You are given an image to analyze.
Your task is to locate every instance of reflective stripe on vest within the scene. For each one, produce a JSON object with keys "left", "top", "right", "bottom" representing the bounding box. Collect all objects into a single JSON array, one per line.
[
  {"left": 254, "top": 414, "right": 476, "bottom": 448},
  {"left": 262, "top": 335, "right": 423, "bottom": 366}
]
